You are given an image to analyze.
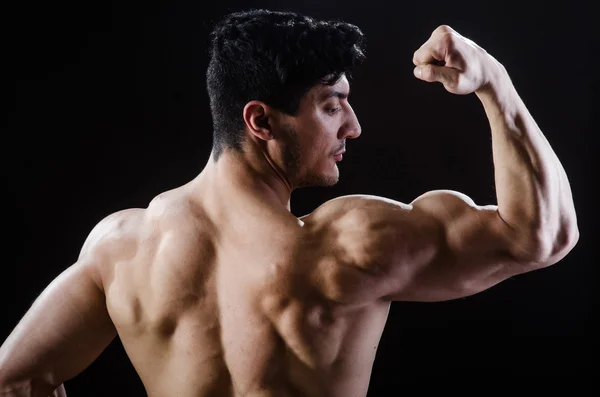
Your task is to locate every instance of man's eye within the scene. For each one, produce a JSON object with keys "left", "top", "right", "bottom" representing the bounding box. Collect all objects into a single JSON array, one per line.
[{"left": 326, "top": 107, "right": 341, "bottom": 115}]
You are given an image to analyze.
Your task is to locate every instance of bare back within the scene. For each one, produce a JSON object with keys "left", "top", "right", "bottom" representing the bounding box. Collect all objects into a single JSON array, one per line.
[
  {"left": 0, "top": 173, "right": 573, "bottom": 397},
  {"left": 0, "top": 173, "right": 575, "bottom": 397},
  {"left": 97, "top": 184, "right": 391, "bottom": 397}
]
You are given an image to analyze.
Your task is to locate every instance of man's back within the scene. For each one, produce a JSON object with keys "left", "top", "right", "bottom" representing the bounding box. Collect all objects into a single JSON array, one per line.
[{"left": 99, "top": 181, "right": 391, "bottom": 397}]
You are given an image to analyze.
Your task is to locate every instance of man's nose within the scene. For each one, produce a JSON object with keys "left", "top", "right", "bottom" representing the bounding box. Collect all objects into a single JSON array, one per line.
[{"left": 340, "top": 105, "right": 361, "bottom": 140}]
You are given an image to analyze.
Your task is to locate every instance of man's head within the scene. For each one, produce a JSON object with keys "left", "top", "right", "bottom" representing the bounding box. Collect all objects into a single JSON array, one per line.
[{"left": 207, "top": 9, "right": 365, "bottom": 188}]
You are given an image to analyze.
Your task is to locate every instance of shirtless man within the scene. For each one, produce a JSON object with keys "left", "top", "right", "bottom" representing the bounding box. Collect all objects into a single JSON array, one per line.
[{"left": 0, "top": 9, "right": 579, "bottom": 397}]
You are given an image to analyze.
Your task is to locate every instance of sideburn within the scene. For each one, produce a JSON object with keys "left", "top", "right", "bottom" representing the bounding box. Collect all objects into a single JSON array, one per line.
[{"left": 280, "top": 123, "right": 302, "bottom": 176}]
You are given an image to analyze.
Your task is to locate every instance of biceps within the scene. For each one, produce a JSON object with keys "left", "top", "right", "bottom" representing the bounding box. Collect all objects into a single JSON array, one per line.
[
  {"left": 382, "top": 193, "right": 528, "bottom": 302},
  {"left": 0, "top": 261, "right": 116, "bottom": 386}
]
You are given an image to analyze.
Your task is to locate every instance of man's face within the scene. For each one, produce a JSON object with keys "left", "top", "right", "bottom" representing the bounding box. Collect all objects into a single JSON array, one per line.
[{"left": 277, "top": 75, "right": 362, "bottom": 188}]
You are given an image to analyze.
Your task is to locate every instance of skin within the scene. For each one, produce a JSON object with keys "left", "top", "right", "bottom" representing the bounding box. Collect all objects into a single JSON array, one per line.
[{"left": 0, "top": 25, "right": 578, "bottom": 397}]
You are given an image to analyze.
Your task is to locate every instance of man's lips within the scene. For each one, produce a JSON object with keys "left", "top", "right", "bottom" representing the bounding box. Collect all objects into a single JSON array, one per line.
[{"left": 333, "top": 149, "right": 345, "bottom": 161}]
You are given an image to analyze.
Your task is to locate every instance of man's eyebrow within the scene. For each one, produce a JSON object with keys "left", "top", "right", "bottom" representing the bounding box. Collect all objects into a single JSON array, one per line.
[{"left": 319, "top": 90, "right": 350, "bottom": 102}]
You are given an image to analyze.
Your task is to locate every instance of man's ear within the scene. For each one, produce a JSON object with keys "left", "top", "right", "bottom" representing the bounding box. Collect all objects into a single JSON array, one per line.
[{"left": 243, "top": 101, "right": 273, "bottom": 141}]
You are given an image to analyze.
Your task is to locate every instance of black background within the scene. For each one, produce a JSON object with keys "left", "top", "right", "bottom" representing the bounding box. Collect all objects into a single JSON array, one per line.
[{"left": 5, "top": 0, "right": 597, "bottom": 393}]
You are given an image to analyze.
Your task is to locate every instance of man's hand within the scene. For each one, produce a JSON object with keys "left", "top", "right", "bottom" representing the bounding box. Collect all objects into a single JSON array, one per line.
[{"left": 412, "top": 25, "right": 503, "bottom": 95}]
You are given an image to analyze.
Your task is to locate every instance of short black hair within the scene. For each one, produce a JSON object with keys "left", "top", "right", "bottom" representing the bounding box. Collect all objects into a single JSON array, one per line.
[{"left": 206, "top": 9, "right": 366, "bottom": 160}]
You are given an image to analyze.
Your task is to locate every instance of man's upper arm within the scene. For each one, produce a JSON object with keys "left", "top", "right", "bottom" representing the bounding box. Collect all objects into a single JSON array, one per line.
[
  {"left": 0, "top": 214, "right": 124, "bottom": 390},
  {"left": 378, "top": 190, "right": 529, "bottom": 302},
  {"left": 314, "top": 191, "right": 571, "bottom": 303}
]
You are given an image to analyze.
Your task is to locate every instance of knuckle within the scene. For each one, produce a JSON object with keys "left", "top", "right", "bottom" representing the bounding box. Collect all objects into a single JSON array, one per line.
[
  {"left": 440, "top": 32, "right": 456, "bottom": 48},
  {"left": 435, "top": 24, "right": 453, "bottom": 34},
  {"left": 422, "top": 64, "right": 435, "bottom": 79},
  {"left": 446, "top": 73, "right": 459, "bottom": 89}
]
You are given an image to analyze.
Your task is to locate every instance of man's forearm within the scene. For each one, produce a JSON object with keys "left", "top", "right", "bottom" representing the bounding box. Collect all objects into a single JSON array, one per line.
[{"left": 476, "top": 61, "right": 578, "bottom": 261}]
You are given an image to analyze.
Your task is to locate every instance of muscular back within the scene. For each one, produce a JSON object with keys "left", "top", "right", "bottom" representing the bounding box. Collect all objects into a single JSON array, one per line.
[
  {"left": 95, "top": 186, "right": 391, "bottom": 397},
  {"left": 0, "top": 180, "right": 572, "bottom": 396}
]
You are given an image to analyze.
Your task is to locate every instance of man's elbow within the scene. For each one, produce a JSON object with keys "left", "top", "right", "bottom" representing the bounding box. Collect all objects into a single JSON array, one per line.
[
  {"left": 554, "top": 220, "right": 580, "bottom": 258},
  {"left": 527, "top": 220, "right": 580, "bottom": 267},
  {"left": 0, "top": 377, "right": 33, "bottom": 397},
  {"left": 0, "top": 376, "right": 59, "bottom": 397}
]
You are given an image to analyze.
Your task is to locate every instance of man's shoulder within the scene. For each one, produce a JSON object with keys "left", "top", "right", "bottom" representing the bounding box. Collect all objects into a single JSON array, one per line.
[
  {"left": 77, "top": 190, "right": 211, "bottom": 281},
  {"left": 79, "top": 208, "right": 146, "bottom": 261},
  {"left": 77, "top": 188, "right": 199, "bottom": 261},
  {"left": 295, "top": 195, "right": 411, "bottom": 304}
]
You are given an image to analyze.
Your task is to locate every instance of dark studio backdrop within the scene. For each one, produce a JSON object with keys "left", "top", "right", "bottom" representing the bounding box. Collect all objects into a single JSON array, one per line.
[{"left": 5, "top": 0, "right": 597, "bottom": 394}]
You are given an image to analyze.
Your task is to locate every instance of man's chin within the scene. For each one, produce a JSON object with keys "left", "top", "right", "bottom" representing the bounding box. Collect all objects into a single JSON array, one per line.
[{"left": 297, "top": 170, "right": 339, "bottom": 188}]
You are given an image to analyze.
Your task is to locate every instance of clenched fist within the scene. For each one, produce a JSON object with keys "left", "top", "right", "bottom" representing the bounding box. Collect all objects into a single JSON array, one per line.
[{"left": 413, "top": 25, "right": 504, "bottom": 95}]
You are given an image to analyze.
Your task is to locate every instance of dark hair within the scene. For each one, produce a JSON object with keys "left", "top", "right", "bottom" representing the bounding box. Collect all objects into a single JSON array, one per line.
[{"left": 206, "top": 9, "right": 366, "bottom": 160}]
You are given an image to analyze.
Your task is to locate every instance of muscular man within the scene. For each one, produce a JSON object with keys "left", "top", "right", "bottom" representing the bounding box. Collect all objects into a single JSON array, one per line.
[{"left": 0, "top": 9, "right": 578, "bottom": 397}]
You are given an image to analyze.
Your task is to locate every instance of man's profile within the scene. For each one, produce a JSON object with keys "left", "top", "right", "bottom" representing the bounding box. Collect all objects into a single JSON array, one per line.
[{"left": 0, "top": 9, "right": 579, "bottom": 397}]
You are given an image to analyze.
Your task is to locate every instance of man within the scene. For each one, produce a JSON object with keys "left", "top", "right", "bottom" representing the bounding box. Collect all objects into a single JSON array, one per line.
[{"left": 0, "top": 9, "right": 578, "bottom": 397}]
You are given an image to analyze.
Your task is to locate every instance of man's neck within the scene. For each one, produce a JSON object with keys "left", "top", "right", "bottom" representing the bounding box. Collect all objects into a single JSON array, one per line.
[{"left": 202, "top": 149, "right": 293, "bottom": 211}]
